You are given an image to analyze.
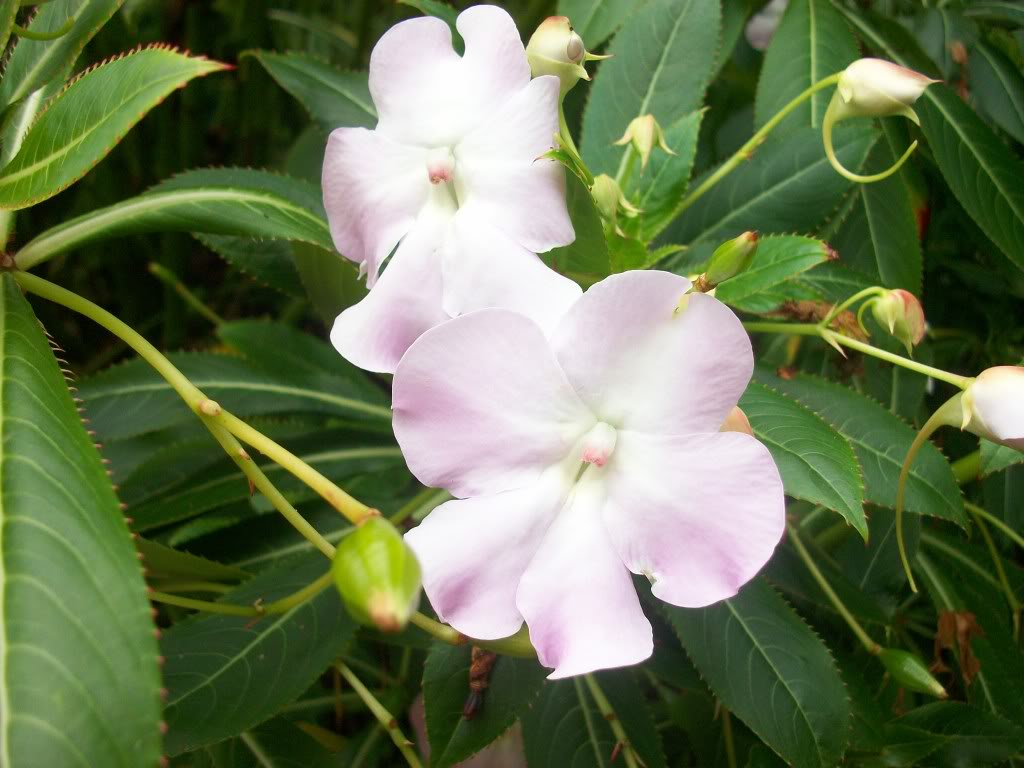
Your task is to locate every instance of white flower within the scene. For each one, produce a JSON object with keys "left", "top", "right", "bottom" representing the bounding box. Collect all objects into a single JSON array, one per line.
[
  {"left": 322, "top": 6, "right": 580, "bottom": 373},
  {"left": 960, "top": 366, "right": 1024, "bottom": 451}
]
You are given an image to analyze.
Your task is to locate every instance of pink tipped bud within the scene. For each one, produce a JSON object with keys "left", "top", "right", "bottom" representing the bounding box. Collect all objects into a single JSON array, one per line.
[
  {"left": 527, "top": 17, "right": 608, "bottom": 95},
  {"left": 870, "top": 289, "right": 926, "bottom": 355},
  {"left": 830, "top": 59, "right": 938, "bottom": 123},
  {"left": 959, "top": 366, "right": 1024, "bottom": 451}
]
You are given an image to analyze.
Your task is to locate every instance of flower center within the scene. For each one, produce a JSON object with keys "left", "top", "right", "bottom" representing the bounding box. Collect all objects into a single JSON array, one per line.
[
  {"left": 580, "top": 421, "right": 617, "bottom": 467},
  {"left": 426, "top": 147, "right": 456, "bottom": 185}
]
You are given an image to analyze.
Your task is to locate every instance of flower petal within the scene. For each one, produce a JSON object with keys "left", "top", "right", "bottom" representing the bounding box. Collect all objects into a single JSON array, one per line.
[
  {"left": 330, "top": 213, "right": 449, "bottom": 374},
  {"left": 441, "top": 210, "right": 582, "bottom": 335},
  {"left": 405, "top": 468, "right": 570, "bottom": 640},
  {"left": 551, "top": 271, "right": 754, "bottom": 435},
  {"left": 603, "top": 431, "right": 785, "bottom": 608},
  {"left": 393, "top": 309, "right": 593, "bottom": 497},
  {"left": 517, "top": 473, "right": 653, "bottom": 678},
  {"left": 456, "top": 76, "right": 573, "bottom": 252},
  {"left": 456, "top": 6, "right": 532, "bottom": 107},
  {"left": 322, "top": 127, "right": 430, "bottom": 283}
]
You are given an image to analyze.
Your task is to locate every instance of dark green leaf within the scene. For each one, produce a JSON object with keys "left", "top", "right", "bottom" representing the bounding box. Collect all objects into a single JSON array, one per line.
[
  {"left": 882, "top": 702, "right": 1024, "bottom": 768},
  {"left": 758, "top": 371, "right": 967, "bottom": 526},
  {"left": 715, "top": 235, "right": 835, "bottom": 311},
  {"left": 422, "top": 644, "right": 547, "bottom": 767},
  {"left": 136, "top": 537, "right": 249, "bottom": 582},
  {"left": 667, "top": 578, "right": 851, "bottom": 768},
  {"left": 198, "top": 235, "right": 305, "bottom": 297},
  {"left": 543, "top": 174, "right": 610, "bottom": 283},
  {"left": 971, "top": 40, "right": 1024, "bottom": 144},
  {"left": 740, "top": 382, "right": 866, "bottom": 537},
  {"left": 180, "top": 716, "right": 343, "bottom": 768},
  {"left": 161, "top": 554, "right": 357, "bottom": 755},
  {"left": 581, "top": 0, "right": 721, "bottom": 177},
  {"left": 833, "top": 507, "right": 921, "bottom": 595},
  {"left": 244, "top": 50, "right": 375, "bottom": 132},
  {"left": 0, "top": 274, "right": 162, "bottom": 766},
  {"left": 0, "top": 0, "right": 17, "bottom": 61},
  {"left": 980, "top": 439, "right": 1024, "bottom": 476},
  {"left": 755, "top": 0, "right": 859, "bottom": 132},
  {"left": 557, "top": 0, "right": 646, "bottom": 49},
  {"left": 0, "top": 47, "right": 227, "bottom": 209},
  {"left": 964, "top": 1, "right": 1024, "bottom": 27}
]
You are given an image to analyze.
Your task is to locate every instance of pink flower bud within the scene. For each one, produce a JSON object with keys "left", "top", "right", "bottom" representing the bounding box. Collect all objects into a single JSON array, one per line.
[
  {"left": 870, "top": 289, "right": 926, "bottom": 355},
  {"left": 526, "top": 16, "right": 609, "bottom": 95},
  {"left": 831, "top": 59, "right": 938, "bottom": 123},
  {"left": 960, "top": 366, "right": 1024, "bottom": 451}
]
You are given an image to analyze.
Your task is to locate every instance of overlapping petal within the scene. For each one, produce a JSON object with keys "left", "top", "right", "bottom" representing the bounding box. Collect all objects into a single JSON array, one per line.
[
  {"left": 603, "top": 431, "right": 785, "bottom": 608},
  {"left": 551, "top": 271, "right": 754, "bottom": 435},
  {"left": 393, "top": 309, "right": 593, "bottom": 498},
  {"left": 330, "top": 213, "right": 448, "bottom": 374},
  {"left": 440, "top": 211, "right": 581, "bottom": 335},
  {"left": 517, "top": 474, "right": 654, "bottom": 678},
  {"left": 322, "top": 127, "right": 430, "bottom": 282},
  {"left": 404, "top": 467, "right": 570, "bottom": 640}
]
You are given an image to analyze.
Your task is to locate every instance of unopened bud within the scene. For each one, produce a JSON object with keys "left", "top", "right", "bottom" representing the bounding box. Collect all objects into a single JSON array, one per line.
[
  {"left": 696, "top": 232, "right": 759, "bottom": 291},
  {"left": 614, "top": 114, "right": 675, "bottom": 170},
  {"left": 958, "top": 366, "right": 1024, "bottom": 451},
  {"left": 591, "top": 174, "right": 639, "bottom": 235},
  {"left": 526, "top": 16, "right": 610, "bottom": 95},
  {"left": 331, "top": 517, "right": 421, "bottom": 633},
  {"left": 720, "top": 406, "right": 753, "bottom": 436},
  {"left": 870, "top": 289, "right": 926, "bottom": 355},
  {"left": 878, "top": 648, "right": 947, "bottom": 698}
]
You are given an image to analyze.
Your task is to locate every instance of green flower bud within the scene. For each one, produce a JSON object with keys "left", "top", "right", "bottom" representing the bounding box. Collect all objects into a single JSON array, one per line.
[
  {"left": 526, "top": 16, "right": 610, "bottom": 96},
  {"left": 613, "top": 114, "right": 675, "bottom": 170},
  {"left": 870, "top": 288, "right": 926, "bottom": 356},
  {"left": 878, "top": 648, "right": 947, "bottom": 698},
  {"left": 331, "top": 517, "right": 421, "bottom": 633},
  {"left": 591, "top": 174, "right": 639, "bottom": 235},
  {"left": 695, "top": 231, "right": 758, "bottom": 291}
]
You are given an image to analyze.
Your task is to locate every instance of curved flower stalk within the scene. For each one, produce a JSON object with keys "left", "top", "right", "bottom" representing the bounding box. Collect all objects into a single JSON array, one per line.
[
  {"left": 393, "top": 271, "right": 786, "bottom": 678},
  {"left": 323, "top": 6, "right": 579, "bottom": 373},
  {"left": 823, "top": 59, "right": 938, "bottom": 183}
]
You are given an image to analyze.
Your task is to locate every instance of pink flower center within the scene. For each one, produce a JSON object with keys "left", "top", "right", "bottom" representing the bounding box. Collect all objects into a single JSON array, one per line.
[
  {"left": 426, "top": 147, "right": 456, "bottom": 185},
  {"left": 580, "top": 422, "right": 617, "bottom": 467}
]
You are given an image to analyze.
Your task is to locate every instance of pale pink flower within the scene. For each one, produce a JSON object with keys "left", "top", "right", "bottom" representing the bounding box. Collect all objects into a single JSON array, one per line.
[
  {"left": 323, "top": 5, "right": 579, "bottom": 373},
  {"left": 960, "top": 366, "right": 1024, "bottom": 451},
  {"left": 394, "top": 271, "right": 785, "bottom": 678}
]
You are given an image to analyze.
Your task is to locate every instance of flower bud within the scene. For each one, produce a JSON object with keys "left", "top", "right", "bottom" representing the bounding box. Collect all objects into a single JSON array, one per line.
[
  {"left": 878, "top": 648, "right": 947, "bottom": 698},
  {"left": 591, "top": 174, "right": 639, "bottom": 235},
  {"left": 526, "top": 16, "right": 609, "bottom": 95},
  {"left": 694, "top": 232, "right": 759, "bottom": 292},
  {"left": 331, "top": 517, "right": 421, "bottom": 633},
  {"left": 720, "top": 406, "right": 753, "bottom": 436},
  {"left": 614, "top": 114, "right": 675, "bottom": 170},
  {"left": 958, "top": 366, "right": 1024, "bottom": 451},
  {"left": 870, "top": 289, "right": 926, "bottom": 355}
]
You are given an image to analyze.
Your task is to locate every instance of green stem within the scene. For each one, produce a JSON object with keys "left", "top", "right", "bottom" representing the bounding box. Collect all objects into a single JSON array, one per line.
[
  {"left": 336, "top": 662, "right": 423, "bottom": 768},
  {"left": 675, "top": 73, "right": 842, "bottom": 216},
  {"left": 558, "top": 105, "right": 580, "bottom": 158},
  {"left": 967, "top": 501, "right": 1024, "bottom": 552},
  {"left": 12, "top": 15, "right": 74, "bottom": 40},
  {"left": 150, "top": 570, "right": 333, "bottom": 617},
  {"left": 952, "top": 450, "right": 981, "bottom": 484},
  {"left": 787, "top": 523, "right": 881, "bottom": 653},
  {"left": 614, "top": 144, "right": 638, "bottom": 190},
  {"left": 820, "top": 286, "right": 886, "bottom": 328},
  {"left": 968, "top": 505, "right": 1022, "bottom": 641},
  {"left": 388, "top": 487, "right": 450, "bottom": 525},
  {"left": 583, "top": 674, "right": 641, "bottom": 768},
  {"left": 408, "top": 612, "right": 536, "bottom": 658},
  {"left": 148, "top": 262, "right": 224, "bottom": 325},
  {"left": 742, "top": 321, "right": 823, "bottom": 337},
  {"left": 721, "top": 706, "right": 738, "bottom": 768}
]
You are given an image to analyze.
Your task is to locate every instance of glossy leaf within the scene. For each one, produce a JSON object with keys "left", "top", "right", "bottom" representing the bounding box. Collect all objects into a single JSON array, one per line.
[
  {"left": 581, "top": 0, "right": 721, "bottom": 177},
  {"left": 667, "top": 578, "right": 851, "bottom": 768},
  {"left": 971, "top": 39, "right": 1024, "bottom": 144},
  {"left": 663, "top": 125, "right": 876, "bottom": 246},
  {"left": 198, "top": 235, "right": 306, "bottom": 297},
  {"left": 882, "top": 703, "right": 1024, "bottom": 768},
  {"left": 18, "top": 168, "right": 334, "bottom": 270},
  {"left": 980, "top": 439, "right": 1024, "bottom": 476},
  {"left": 754, "top": 0, "right": 859, "bottom": 132},
  {"left": 557, "top": 0, "right": 645, "bottom": 49},
  {"left": 0, "top": 274, "right": 162, "bottom": 766},
  {"left": 542, "top": 174, "right": 610, "bottom": 283},
  {"left": 245, "top": 49, "right": 375, "bottom": 132},
  {"left": 715, "top": 235, "right": 835, "bottom": 310},
  {"left": 0, "top": 0, "right": 124, "bottom": 107},
  {"left": 161, "top": 554, "right": 357, "bottom": 755},
  {"left": 759, "top": 371, "right": 967, "bottom": 526},
  {"left": 740, "top": 382, "right": 866, "bottom": 537},
  {"left": 0, "top": 47, "right": 227, "bottom": 209},
  {"left": 422, "top": 644, "right": 547, "bottom": 767}
]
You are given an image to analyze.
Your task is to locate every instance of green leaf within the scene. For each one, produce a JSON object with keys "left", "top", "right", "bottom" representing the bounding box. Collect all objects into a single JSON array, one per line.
[
  {"left": 0, "top": 0, "right": 17, "bottom": 60},
  {"left": 0, "top": 46, "right": 227, "bottom": 209},
  {"left": 399, "top": 0, "right": 459, "bottom": 29},
  {"left": 16, "top": 167, "right": 334, "bottom": 270},
  {"left": 422, "top": 644, "right": 547, "bottom": 768},
  {"left": 832, "top": 139, "right": 923, "bottom": 293},
  {"left": 181, "top": 717, "right": 343, "bottom": 768},
  {"left": 882, "top": 703, "right": 1024, "bottom": 768},
  {"left": 542, "top": 174, "right": 610, "bottom": 283},
  {"left": 964, "top": 1, "right": 1024, "bottom": 27},
  {"left": 581, "top": 0, "right": 721, "bottom": 178},
  {"left": 136, "top": 538, "right": 249, "bottom": 582},
  {"left": 521, "top": 671, "right": 666, "bottom": 768},
  {"left": 623, "top": 109, "right": 705, "bottom": 242},
  {"left": 980, "top": 439, "right": 1024, "bottom": 476},
  {"left": 291, "top": 241, "right": 368, "bottom": 323},
  {"left": 757, "top": 371, "right": 967, "bottom": 526},
  {"left": 837, "top": 7, "right": 1024, "bottom": 272},
  {"left": 833, "top": 507, "right": 921, "bottom": 595},
  {"left": 663, "top": 125, "right": 876, "bottom": 246},
  {"left": 715, "top": 235, "right": 835, "bottom": 310},
  {"left": 755, "top": 0, "right": 859, "bottom": 132},
  {"left": 667, "top": 578, "right": 850, "bottom": 768},
  {"left": 0, "top": 0, "right": 124, "bottom": 107},
  {"left": 78, "top": 350, "right": 391, "bottom": 441},
  {"left": 740, "top": 382, "right": 866, "bottom": 537},
  {"left": 161, "top": 554, "right": 357, "bottom": 755},
  {"left": 198, "top": 235, "right": 305, "bottom": 297},
  {"left": 0, "top": 274, "right": 162, "bottom": 765},
  {"left": 244, "top": 50, "right": 375, "bottom": 132},
  {"left": 971, "top": 39, "right": 1024, "bottom": 144},
  {"left": 557, "top": 0, "right": 646, "bottom": 49}
]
